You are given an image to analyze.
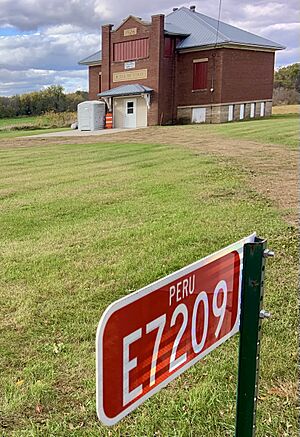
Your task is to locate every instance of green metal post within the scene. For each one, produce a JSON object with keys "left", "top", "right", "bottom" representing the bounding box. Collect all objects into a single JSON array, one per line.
[{"left": 235, "top": 237, "right": 270, "bottom": 437}]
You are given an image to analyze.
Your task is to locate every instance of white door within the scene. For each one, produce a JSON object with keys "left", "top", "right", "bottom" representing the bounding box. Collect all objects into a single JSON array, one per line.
[
  {"left": 228, "top": 105, "right": 234, "bottom": 122},
  {"left": 124, "top": 99, "right": 136, "bottom": 128},
  {"left": 79, "top": 105, "right": 91, "bottom": 130},
  {"left": 192, "top": 107, "right": 206, "bottom": 123},
  {"left": 260, "top": 102, "right": 265, "bottom": 117}
]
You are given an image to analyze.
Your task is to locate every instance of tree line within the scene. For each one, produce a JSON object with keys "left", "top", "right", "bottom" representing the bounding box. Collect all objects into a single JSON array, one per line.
[
  {"left": 0, "top": 86, "right": 88, "bottom": 118},
  {"left": 273, "top": 63, "right": 300, "bottom": 105}
]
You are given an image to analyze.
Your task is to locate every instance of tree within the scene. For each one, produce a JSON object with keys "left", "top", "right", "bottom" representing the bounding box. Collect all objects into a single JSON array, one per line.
[
  {"left": 0, "top": 86, "right": 88, "bottom": 118},
  {"left": 274, "top": 63, "right": 300, "bottom": 90}
]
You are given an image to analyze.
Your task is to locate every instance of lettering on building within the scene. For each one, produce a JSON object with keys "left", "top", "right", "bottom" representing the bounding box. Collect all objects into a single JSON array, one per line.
[
  {"left": 124, "top": 28, "right": 137, "bottom": 36},
  {"left": 113, "top": 69, "right": 148, "bottom": 83}
]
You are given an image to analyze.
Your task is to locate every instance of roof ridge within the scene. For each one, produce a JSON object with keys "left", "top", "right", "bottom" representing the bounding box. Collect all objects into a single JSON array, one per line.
[{"left": 176, "top": 7, "right": 230, "bottom": 43}]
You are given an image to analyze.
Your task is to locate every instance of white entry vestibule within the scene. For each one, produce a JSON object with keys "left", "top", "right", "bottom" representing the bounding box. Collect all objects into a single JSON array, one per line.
[
  {"left": 113, "top": 96, "right": 148, "bottom": 128},
  {"left": 98, "top": 84, "right": 152, "bottom": 129}
]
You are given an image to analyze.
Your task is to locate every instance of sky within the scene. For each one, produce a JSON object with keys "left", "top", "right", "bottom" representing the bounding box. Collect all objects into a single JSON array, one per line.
[{"left": 0, "top": 0, "right": 299, "bottom": 96}]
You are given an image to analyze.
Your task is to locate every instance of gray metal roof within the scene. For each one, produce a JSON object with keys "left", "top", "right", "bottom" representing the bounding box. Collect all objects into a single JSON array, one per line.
[
  {"left": 78, "top": 50, "right": 102, "bottom": 65},
  {"left": 164, "top": 21, "right": 190, "bottom": 36},
  {"left": 79, "top": 7, "right": 284, "bottom": 66},
  {"left": 98, "top": 84, "right": 153, "bottom": 97},
  {"left": 166, "top": 7, "right": 284, "bottom": 50}
]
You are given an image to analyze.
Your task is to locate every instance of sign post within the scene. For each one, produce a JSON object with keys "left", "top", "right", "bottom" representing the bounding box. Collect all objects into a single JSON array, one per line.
[{"left": 235, "top": 237, "right": 272, "bottom": 437}]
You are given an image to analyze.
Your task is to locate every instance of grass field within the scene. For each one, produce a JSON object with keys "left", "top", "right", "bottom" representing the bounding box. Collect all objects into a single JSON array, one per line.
[
  {"left": 0, "top": 113, "right": 75, "bottom": 137},
  {"left": 208, "top": 113, "right": 298, "bottom": 148},
  {"left": 0, "top": 117, "right": 298, "bottom": 436},
  {"left": 272, "top": 104, "right": 299, "bottom": 114},
  {"left": 0, "top": 112, "right": 298, "bottom": 150}
]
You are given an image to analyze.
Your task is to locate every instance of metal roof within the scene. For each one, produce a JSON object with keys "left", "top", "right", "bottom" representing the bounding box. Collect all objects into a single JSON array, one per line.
[
  {"left": 79, "top": 7, "right": 284, "bottom": 65},
  {"left": 166, "top": 7, "right": 285, "bottom": 50},
  {"left": 98, "top": 84, "right": 153, "bottom": 98},
  {"left": 78, "top": 50, "right": 102, "bottom": 65},
  {"left": 164, "top": 21, "right": 190, "bottom": 36}
]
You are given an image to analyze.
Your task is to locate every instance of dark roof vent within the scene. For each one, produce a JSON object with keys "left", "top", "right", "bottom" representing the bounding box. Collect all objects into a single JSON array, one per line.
[
  {"left": 190, "top": 5, "right": 196, "bottom": 12},
  {"left": 173, "top": 7, "right": 178, "bottom": 11}
]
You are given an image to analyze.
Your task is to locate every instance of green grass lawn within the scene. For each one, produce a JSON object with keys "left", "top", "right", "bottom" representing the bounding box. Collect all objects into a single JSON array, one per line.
[
  {"left": 0, "top": 140, "right": 297, "bottom": 436},
  {"left": 0, "top": 113, "right": 75, "bottom": 137},
  {"left": 0, "top": 116, "right": 43, "bottom": 128},
  {"left": 210, "top": 114, "right": 299, "bottom": 149}
]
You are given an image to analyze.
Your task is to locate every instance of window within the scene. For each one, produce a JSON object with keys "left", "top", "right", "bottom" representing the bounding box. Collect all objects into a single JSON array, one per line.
[
  {"left": 98, "top": 73, "right": 102, "bottom": 93},
  {"left": 113, "top": 39, "right": 149, "bottom": 62},
  {"left": 193, "top": 59, "right": 208, "bottom": 90},
  {"left": 164, "top": 37, "right": 174, "bottom": 57},
  {"left": 250, "top": 103, "right": 256, "bottom": 118},
  {"left": 260, "top": 102, "right": 265, "bottom": 117},
  {"left": 126, "top": 101, "right": 134, "bottom": 114},
  {"left": 192, "top": 107, "right": 206, "bottom": 123},
  {"left": 239, "top": 104, "right": 245, "bottom": 120},
  {"left": 228, "top": 105, "right": 234, "bottom": 122}
]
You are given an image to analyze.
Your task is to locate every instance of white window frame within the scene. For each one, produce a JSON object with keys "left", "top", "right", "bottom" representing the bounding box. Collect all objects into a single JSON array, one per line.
[
  {"left": 239, "top": 104, "right": 245, "bottom": 120},
  {"left": 250, "top": 103, "right": 256, "bottom": 118},
  {"left": 260, "top": 102, "right": 265, "bottom": 117},
  {"left": 192, "top": 107, "right": 206, "bottom": 123},
  {"left": 228, "top": 105, "right": 234, "bottom": 122}
]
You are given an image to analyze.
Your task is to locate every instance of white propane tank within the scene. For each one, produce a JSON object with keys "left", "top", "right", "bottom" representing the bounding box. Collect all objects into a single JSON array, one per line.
[{"left": 77, "top": 101, "right": 106, "bottom": 131}]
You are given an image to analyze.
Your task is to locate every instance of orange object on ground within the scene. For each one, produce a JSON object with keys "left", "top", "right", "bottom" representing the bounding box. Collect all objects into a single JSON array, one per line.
[{"left": 105, "top": 112, "right": 113, "bottom": 129}]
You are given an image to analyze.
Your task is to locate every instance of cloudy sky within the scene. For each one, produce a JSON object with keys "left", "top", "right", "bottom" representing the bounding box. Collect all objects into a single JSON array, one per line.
[{"left": 0, "top": 0, "right": 299, "bottom": 96}]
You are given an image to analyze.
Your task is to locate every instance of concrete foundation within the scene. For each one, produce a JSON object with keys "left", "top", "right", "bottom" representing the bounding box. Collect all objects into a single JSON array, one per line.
[{"left": 177, "top": 99, "right": 272, "bottom": 124}]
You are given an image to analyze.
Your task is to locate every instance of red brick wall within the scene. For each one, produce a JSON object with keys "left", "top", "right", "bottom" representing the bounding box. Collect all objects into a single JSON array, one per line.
[
  {"left": 159, "top": 40, "right": 177, "bottom": 124},
  {"left": 219, "top": 49, "right": 275, "bottom": 102},
  {"left": 175, "top": 48, "right": 275, "bottom": 108},
  {"left": 175, "top": 49, "right": 223, "bottom": 107},
  {"left": 100, "top": 15, "right": 165, "bottom": 125},
  {"left": 101, "top": 24, "right": 113, "bottom": 92},
  {"left": 88, "top": 65, "right": 102, "bottom": 100}
]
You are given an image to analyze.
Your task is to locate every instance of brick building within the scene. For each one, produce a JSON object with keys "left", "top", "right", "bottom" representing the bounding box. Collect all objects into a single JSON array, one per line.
[{"left": 79, "top": 6, "right": 284, "bottom": 127}]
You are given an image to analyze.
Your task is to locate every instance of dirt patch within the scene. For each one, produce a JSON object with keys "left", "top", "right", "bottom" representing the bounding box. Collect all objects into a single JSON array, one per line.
[{"left": 0, "top": 126, "right": 298, "bottom": 224}]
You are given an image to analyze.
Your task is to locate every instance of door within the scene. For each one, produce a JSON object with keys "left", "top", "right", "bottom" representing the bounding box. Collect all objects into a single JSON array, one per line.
[
  {"left": 250, "top": 103, "right": 256, "bottom": 118},
  {"left": 260, "top": 102, "right": 265, "bottom": 117},
  {"left": 124, "top": 99, "right": 136, "bottom": 128},
  {"left": 78, "top": 104, "right": 91, "bottom": 130},
  {"left": 192, "top": 107, "right": 206, "bottom": 123}
]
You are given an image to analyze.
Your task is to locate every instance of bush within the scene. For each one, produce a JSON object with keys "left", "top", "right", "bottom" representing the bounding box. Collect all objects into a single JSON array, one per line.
[
  {"left": 273, "top": 87, "right": 300, "bottom": 105},
  {"left": 36, "top": 111, "right": 77, "bottom": 128}
]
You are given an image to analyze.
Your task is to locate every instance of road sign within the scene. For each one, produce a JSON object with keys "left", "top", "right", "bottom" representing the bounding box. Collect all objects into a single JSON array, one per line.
[{"left": 96, "top": 233, "right": 256, "bottom": 426}]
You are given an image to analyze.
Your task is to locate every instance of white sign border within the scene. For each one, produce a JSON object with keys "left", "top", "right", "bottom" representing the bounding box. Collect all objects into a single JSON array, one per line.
[{"left": 96, "top": 233, "right": 256, "bottom": 426}]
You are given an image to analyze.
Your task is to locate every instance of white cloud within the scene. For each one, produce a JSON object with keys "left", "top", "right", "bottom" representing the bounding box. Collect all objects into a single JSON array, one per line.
[
  {"left": 0, "top": 32, "right": 99, "bottom": 71},
  {"left": 0, "top": 68, "right": 87, "bottom": 96},
  {"left": 0, "top": 0, "right": 299, "bottom": 96},
  {"left": 263, "top": 22, "right": 300, "bottom": 33}
]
